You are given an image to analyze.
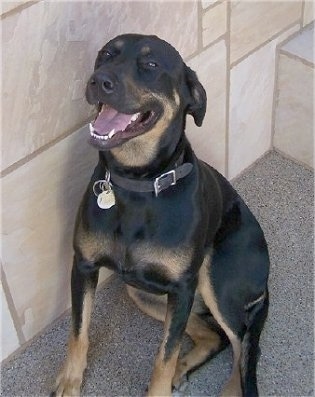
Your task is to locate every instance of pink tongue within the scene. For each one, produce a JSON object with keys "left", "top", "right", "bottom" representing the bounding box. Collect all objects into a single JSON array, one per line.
[{"left": 93, "top": 106, "right": 134, "bottom": 136}]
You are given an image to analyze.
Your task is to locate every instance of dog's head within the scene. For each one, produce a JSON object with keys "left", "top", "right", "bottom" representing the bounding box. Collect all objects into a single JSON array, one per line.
[{"left": 86, "top": 34, "right": 206, "bottom": 163}]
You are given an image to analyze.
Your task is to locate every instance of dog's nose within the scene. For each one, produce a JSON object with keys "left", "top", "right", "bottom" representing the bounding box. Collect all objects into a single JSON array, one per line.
[{"left": 89, "top": 72, "right": 115, "bottom": 94}]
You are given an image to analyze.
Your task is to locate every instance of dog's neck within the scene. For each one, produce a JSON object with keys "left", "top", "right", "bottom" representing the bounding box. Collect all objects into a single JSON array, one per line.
[{"left": 98, "top": 118, "right": 190, "bottom": 179}]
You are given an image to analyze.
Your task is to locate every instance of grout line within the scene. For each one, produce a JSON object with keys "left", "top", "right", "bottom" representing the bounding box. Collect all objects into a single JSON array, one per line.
[
  {"left": 201, "top": 0, "right": 225, "bottom": 13},
  {"left": 184, "top": 33, "right": 228, "bottom": 63},
  {"left": 197, "top": 0, "right": 203, "bottom": 53},
  {"left": 278, "top": 21, "right": 306, "bottom": 49},
  {"left": 230, "top": 20, "right": 301, "bottom": 69},
  {"left": 279, "top": 48, "right": 314, "bottom": 68},
  {"left": 225, "top": 0, "right": 231, "bottom": 179},
  {"left": 0, "top": 116, "right": 95, "bottom": 179},
  {"left": 1, "top": 266, "right": 26, "bottom": 345},
  {"left": 301, "top": 0, "right": 306, "bottom": 28},
  {"left": 270, "top": 39, "right": 281, "bottom": 152},
  {"left": 202, "top": 32, "right": 228, "bottom": 52},
  {"left": 0, "top": 0, "right": 41, "bottom": 20}
]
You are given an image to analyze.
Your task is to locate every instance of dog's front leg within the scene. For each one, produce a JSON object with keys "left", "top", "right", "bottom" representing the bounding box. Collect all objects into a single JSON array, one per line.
[
  {"left": 147, "top": 284, "right": 196, "bottom": 397},
  {"left": 52, "top": 255, "right": 99, "bottom": 397}
]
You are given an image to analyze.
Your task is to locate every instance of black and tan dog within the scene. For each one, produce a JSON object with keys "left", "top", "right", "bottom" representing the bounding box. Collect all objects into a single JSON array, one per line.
[{"left": 52, "top": 34, "right": 269, "bottom": 397}]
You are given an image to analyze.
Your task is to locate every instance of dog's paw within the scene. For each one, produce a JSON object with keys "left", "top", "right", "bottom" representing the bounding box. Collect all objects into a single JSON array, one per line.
[
  {"left": 172, "top": 374, "right": 191, "bottom": 397},
  {"left": 51, "top": 373, "right": 82, "bottom": 397},
  {"left": 172, "top": 360, "right": 189, "bottom": 391}
]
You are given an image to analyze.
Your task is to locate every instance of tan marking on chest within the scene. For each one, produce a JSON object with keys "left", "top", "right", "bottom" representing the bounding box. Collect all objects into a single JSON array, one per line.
[
  {"left": 75, "top": 223, "right": 113, "bottom": 262},
  {"left": 132, "top": 242, "right": 193, "bottom": 280}
]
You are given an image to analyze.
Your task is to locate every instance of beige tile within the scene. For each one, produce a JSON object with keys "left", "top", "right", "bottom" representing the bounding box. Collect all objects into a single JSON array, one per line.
[
  {"left": 274, "top": 55, "right": 314, "bottom": 168},
  {"left": 1, "top": 125, "right": 99, "bottom": 340},
  {"left": 201, "top": 0, "right": 219, "bottom": 10},
  {"left": 186, "top": 40, "right": 227, "bottom": 175},
  {"left": 281, "top": 23, "right": 314, "bottom": 65},
  {"left": 112, "top": 1, "right": 199, "bottom": 60},
  {"left": 230, "top": 1, "right": 302, "bottom": 64},
  {"left": 303, "top": 0, "right": 315, "bottom": 26},
  {"left": 1, "top": 281, "right": 20, "bottom": 361},
  {"left": 2, "top": 1, "right": 198, "bottom": 171},
  {"left": 228, "top": 26, "right": 300, "bottom": 180},
  {"left": 202, "top": 1, "right": 227, "bottom": 47}
]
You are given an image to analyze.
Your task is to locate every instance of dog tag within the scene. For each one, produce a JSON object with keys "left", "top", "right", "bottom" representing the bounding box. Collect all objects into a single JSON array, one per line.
[{"left": 97, "top": 189, "right": 116, "bottom": 209}]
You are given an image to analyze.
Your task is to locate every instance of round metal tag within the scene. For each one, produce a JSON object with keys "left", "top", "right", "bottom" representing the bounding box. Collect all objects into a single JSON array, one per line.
[{"left": 97, "top": 190, "right": 116, "bottom": 209}]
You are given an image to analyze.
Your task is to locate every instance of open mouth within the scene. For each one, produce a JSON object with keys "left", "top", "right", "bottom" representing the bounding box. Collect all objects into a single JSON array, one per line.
[{"left": 89, "top": 103, "right": 159, "bottom": 149}]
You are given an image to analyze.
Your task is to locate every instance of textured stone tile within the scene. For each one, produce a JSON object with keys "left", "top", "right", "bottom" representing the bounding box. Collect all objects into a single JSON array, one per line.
[
  {"left": 228, "top": 26, "right": 299, "bottom": 179},
  {"left": 186, "top": 40, "right": 227, "bottom": 175},
  {"left": 1, "top": 281, "right": 20, "bottom": 360},
  {"left": 201, "top": 0, "right": 218, "bottom": 9},
  {"left": 1, "top": 125, "right": 99, "bottom": 341},
  {"left": 274, "top": 55, "right": 314, "bottom": 168},
  {"left": 303, "top": 0, "right": 314, "bottom": 26},
  {"left": 202, "top": 1, "right": 227, "bottom": 47},
  {"left": 2, "top": 1, "right": 198, "bottom": 171},
  {"left": 230, "top": 1, "right": 302, "bottom": 64},
  {"left": 1, "top": 1, "right": 31, "bottom": 15},
  {"left": 281, "top": 23, "right": 314, "bottom": 64}
]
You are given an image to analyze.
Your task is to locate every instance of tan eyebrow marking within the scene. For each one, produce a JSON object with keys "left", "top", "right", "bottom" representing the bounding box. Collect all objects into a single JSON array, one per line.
[
  {"left": 114, "top": 39, "right": 124, "bottom": 49},
  {"left": 141, "top": 45, "right": 151, "bottom": 55}
]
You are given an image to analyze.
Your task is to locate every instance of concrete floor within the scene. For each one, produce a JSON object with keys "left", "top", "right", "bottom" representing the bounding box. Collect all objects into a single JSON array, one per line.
[{"left": 1, "top": 151, "right": 314, "bottom": 396}]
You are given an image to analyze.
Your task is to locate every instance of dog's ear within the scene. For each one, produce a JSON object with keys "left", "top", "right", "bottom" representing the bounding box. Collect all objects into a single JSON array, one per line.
[{"left": 184, "top": 65, "right": 207, "bottom": 127}]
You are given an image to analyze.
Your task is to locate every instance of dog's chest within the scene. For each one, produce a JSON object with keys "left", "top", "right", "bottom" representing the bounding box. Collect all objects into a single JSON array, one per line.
[{"left": 77, "top": 196, "right": 195, "bottom": 292}]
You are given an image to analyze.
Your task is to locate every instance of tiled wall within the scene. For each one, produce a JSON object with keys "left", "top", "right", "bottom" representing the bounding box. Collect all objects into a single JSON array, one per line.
[
  {"left": 1, "top": 1, "right": 313, "bottom": 361},
  {"left": 273, "top": 23, "right": 314, "bottom": 168}
]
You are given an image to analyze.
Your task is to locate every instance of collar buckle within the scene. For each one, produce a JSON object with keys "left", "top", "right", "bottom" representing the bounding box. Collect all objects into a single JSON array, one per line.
[{"left": 154, "top": 170, "right": 176, "bottom": 197}]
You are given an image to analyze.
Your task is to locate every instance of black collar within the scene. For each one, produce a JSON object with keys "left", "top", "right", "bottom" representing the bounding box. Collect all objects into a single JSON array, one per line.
[
  {"left": 110, "top": 160, "right": 193, "bottom": 196},
  {"left": 103, "top": 140, "right": 193, "bottom": 196}
]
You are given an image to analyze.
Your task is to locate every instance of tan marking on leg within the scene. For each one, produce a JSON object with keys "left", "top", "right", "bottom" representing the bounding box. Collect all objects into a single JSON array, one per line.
[
  {"left": 220, "top": 336, "right": 242, "bottom": 397},
  {"left": 148, "top": 307, "right": 180, "bottom": 397},
  {"left": 173, "top": 312, "right": 222, "bottom": 388},
  {"left": 127, "top": 285, "right": 174, "bottom": 395},
  {"left": 127, "top": 286, "right": 223, "bottom": 391},
  {"left": 244, "top": 292, "right": 266, "bottom": 310},
  {"left": 198, "top": 257, "right": 242, "bottom": 397},
  {"left": 55, "top": 291, "right": 94, "bottom": 397},
  {"left": 148, "top": 345, "right": 180, "bottom": 397}
]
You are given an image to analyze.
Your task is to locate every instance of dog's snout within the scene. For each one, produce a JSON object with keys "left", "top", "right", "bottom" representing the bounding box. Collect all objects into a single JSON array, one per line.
[
  {"left": 89, "top": 72, "right": 115, "bottom": 94},
  {"left": 101, "top": 75, "right": 115, "bottom": 94}
]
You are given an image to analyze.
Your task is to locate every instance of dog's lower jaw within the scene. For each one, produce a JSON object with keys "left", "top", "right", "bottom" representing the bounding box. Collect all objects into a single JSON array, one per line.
[{"left": 110, "top": 134, "right": 159, "bottom": 168}]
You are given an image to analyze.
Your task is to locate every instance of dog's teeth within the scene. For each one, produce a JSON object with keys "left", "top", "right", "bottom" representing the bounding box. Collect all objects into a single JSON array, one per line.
[
  {"left": 131, "top": 113, "right": 140, "bottom": 122},
  {"left": 89, "top": 123, "right": 94, "bottom": 133},
  {"left": 108, "top": 129, "right": 115, "bottom": 138}
]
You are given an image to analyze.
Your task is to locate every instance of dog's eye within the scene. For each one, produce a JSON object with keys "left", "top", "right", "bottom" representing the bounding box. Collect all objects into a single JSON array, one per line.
[
  {"left": 146, "top": 61, "right": 158, "bottom": 68},
  {"left": 139, "top": 60, "right": 159, "bottom": 70},
  {"left": 99, "top": 49, "right": 114, "bottom": 59}
]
